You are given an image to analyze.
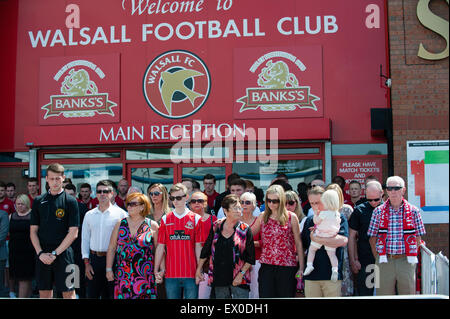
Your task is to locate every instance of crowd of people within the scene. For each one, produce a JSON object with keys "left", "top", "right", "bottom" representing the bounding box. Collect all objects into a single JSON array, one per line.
[{"left": 0, "top": 163, "right": 426, "bottom": 299}]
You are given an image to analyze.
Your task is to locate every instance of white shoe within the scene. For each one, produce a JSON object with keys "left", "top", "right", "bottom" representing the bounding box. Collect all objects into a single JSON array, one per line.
[
  {"left": 9, "top": 292, "right": 17, "bottom": 298},
  {"left": 303, "top": 265, "right": 314, "bottom": 276},
  {"left": 331, "top": 270, "right": 338, "bottom": 282}
]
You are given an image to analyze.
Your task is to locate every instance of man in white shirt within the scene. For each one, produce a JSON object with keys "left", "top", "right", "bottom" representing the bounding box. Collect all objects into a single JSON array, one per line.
[{"left": 82, "top": 180, "right": 127, "bottom": 299}]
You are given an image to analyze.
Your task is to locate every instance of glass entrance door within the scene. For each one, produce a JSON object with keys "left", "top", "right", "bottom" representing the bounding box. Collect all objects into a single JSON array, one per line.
[
  {"left": 180, "top": 164, "right": 228, "bottom": 194},
  {"left": 128, "top": 163, "right": 229, "bottom": 195},
  {"left": 129, "top": 164, "right": 176, "bottom": 194}
]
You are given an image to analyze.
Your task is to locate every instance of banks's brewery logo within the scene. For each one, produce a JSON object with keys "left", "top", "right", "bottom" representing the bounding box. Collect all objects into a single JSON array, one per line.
[
  {"left": 143, "top": 50, "right": 211, "bottom": 119},
  {"left": 41, "top": 60, "right": 117, "bottom": 119},
  {"left": 237, "top": 51, "right": 320, "bottom": 112}
]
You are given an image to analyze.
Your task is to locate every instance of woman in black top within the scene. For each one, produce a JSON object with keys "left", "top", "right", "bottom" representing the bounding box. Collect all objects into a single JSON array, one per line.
[
  {"left": 9, "top": 194, "right": 35, "bottom": 298},
  {"left": 195, "top": 194, "right": 255, "bottom": 299}
]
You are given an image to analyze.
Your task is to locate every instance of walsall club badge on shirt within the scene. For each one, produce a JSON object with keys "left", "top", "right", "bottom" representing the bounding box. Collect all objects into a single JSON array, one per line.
[{"left": 55, "top": 208, "right": 65, "bottom": 220}]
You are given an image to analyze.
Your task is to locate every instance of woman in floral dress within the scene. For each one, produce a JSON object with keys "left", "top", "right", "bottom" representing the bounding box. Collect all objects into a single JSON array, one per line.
[{"left": 106, "top": 193, "right": 159, "bottom": 299}]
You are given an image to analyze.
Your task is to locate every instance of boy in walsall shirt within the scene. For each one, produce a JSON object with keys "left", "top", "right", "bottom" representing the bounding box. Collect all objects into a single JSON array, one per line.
[
  {"left": 30, "top": 163, "right": 79, "bottom": 299},
  {"left": 154, "top": 183, "right": 202, "bottom": 299}
]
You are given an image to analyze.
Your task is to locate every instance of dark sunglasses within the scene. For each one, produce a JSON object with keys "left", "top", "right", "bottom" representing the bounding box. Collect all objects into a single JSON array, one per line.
[
  {"left": 169, "top": 194, "right": 186, "bottom": 201},
  {"left": 240, "top": 200, "right": 252, "bottom": 205},
  {"left": 148, "top": 191, "right": 162, "bottom": 196},
  {"left": 267, "top": 198, "right": 280, "bottom": 204},
  {"left": 96, "top": 189, "right": 111, "bottom": 194},
  {"left": 367, "top": 198, "right": 381, "bottom": 202},
  {"left": 386, "top": 186, "right": 402, "bottom": 191},
  {"left": 190, "top": 199, "right": 205, "bottom": 204},
  {"left": 286, "top": 200, "right": 296, "bottom": 206},
  {"left": 127, "top": 201, "right": 143, "bottom": 207}
]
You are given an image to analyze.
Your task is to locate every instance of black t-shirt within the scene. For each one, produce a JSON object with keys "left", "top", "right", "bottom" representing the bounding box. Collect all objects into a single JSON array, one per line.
[
  {"left": 30, "top": 191, "right": 80, "bottom": 250},
  {"left": 301, "top": 213, "right": 348, "bottom": 281},
  {"left": 348, "top": 201, "right": 377, "bottom": 265}
]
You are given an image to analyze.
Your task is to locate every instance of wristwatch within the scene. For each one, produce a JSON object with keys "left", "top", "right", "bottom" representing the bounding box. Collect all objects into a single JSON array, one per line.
[{"left": 51, "top": 250, "right": 58, "bottom": 257}]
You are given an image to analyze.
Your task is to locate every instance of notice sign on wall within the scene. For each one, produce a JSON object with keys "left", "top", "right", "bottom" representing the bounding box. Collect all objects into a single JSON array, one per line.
[
  {"left": 407, "top": 140, "right": 449, "bottom": 224},
  {"left": 335, "top": 158, "right": 383, "bottom": 195}
]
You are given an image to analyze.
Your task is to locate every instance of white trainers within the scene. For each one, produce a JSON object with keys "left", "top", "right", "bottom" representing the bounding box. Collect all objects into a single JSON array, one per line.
[{"left": 9, "top": 292, "right": 17, "bottom": 298}]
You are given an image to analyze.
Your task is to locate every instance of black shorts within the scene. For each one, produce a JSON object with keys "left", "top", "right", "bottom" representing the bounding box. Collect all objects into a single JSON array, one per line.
[{"left": 36, "top": 247, "right": 76, "bottom": 293}]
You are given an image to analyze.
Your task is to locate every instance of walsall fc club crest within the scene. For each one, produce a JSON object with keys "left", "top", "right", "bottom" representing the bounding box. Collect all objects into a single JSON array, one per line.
[
  {"left": 143, "top": 50, "right": 211, "bottom": 119},
  {"left": 41, "top": 60, "right": 117, "bottom": 120}
]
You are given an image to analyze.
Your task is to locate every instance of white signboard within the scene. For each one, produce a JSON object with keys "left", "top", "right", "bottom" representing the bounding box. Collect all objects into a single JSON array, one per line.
[{"left": 407, "top": 140, "right": 449, "bottom": 224}]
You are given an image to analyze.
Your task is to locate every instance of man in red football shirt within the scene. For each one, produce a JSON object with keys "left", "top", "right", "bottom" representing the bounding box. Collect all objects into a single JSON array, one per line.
[
  {"left": 0, "top": 182, "right": 15, "bottom": 215},
  {"left": 154, "top": 183, "right": 202, "bottom": 299}
]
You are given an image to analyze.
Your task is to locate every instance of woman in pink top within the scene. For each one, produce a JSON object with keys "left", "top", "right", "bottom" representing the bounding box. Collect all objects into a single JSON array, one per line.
[{"left": 253, "top": 185, "right": 305, "bottom": 298}]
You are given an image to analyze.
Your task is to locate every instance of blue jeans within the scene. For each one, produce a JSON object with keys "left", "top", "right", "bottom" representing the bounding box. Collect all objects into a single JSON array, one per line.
[{"left": 165, "top": 278, "right": 198, "bottom": 299}]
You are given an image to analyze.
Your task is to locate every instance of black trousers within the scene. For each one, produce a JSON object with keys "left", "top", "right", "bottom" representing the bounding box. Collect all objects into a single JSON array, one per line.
[
  {"left": 258, "top": 263, "right": 297, "bottom": 298},
  {"left": 355, "top": 261, "right": 375, "bottom": 296},
  {"left": 86, "top": 254, "right": 114, "bottom": 299}
]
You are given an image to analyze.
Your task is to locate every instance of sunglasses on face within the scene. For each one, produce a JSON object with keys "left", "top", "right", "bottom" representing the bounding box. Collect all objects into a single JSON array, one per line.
[
  {"left": 386, "top": 186, "right": 402, "bottom": 191},
  {"left": 96, "top": 189, "right": 111, "bottom": 194},
  {"left": 127, "top": 201, "right": 143, "bottom": 207},
  {"left": 240, "top": 200, "right": 252, "bottom": 205},
  {"left": 190, "top": 199, "right": 205, "bottom": 204},
  {"left": 286, "top": 200, "right": 296, "bottom": 206},
  {"left": 169, "top": 194, "right": 186, "bottom": 201},
  {"left": 267, "top": 198, "right": 280, "bottom": 204},
  {"left": 148, "top": 191, "right": 162, "bottom": 197},
  {"left": 367, "top": 198, "right": 381, "bottom": 202}
]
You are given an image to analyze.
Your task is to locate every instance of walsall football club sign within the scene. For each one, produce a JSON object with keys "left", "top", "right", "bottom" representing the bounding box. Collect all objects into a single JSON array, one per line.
[
  {"left": 143, "top": 50, "right": 211, "bottom": 119},
  {"left": 234, "top": 46, "right": 323, "bottom": 119},
  {"left": 39, "top": 54, "right": 120, "bottom": 125}
]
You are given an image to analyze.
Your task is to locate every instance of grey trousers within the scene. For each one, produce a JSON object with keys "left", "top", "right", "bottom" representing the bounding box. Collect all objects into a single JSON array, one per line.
[{"left": 214, "top": 285, "right": 249, "bottom": 299}]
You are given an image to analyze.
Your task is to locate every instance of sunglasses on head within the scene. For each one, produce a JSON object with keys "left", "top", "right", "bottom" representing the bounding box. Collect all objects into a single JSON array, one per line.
[
  {"left": 190, "top": 199, "right": 205, "bottom": 204},
  {"left": 386, "top": 186, "right": 402, "bottom": 191},
  {"left": 169, "top": 194, "right": 186, "bottom": 201},
  {"left": 286, "top": 200, "right": 296, "bottom": 206},
  {"left": 240, "top": 200, "right": 252, "bottom": 205},
  {"left": 148, "top": 191, "right": 162, "bottom": 196},
  {"left": 367, "top": 198, "right": 381, "bottom": 202},
  {"left": 267, "top": 198, "right": 280, "bottom": 204},
  {"left": 96, "top": 189, "right": 111, "bottom": 194},
  {"left": 127, "top": 201, "right": 143, "bottom": 207}
]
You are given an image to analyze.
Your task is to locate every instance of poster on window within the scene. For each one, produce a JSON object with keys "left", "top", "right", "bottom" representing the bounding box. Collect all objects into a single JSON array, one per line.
[
  {"left": 407, "top": 140, "right": 449, "bottom": 224},
  {"left": 335, "top": 158, "right": 383, "bottom": 196}
]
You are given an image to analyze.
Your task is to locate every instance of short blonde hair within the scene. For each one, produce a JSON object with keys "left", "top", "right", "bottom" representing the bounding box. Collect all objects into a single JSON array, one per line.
[
  {"left": 321, "top": 190, "right": 340, "bottom": 212},
  {"left": 240, "top": 192, "right": 256, "bottom": 207},
  {"left": 170, "top": 183, "right": 188, "bottom": 195},
  {"left": 15, "top": 194, "right": 31, "bottom": 210},
  {"left": 325, "top": 183, "right": 344, "bottom": 209}
]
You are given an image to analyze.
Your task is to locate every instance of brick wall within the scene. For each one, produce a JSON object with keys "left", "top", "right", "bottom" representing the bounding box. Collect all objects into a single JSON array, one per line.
[{"left": 388, "top": 0, "right": 449, "bottom": 257}]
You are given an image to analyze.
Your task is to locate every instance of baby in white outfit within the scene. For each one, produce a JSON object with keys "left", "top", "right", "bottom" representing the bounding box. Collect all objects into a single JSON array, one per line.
[{"left": 303, "top": 189, "right": 341, "bottom": 282}]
